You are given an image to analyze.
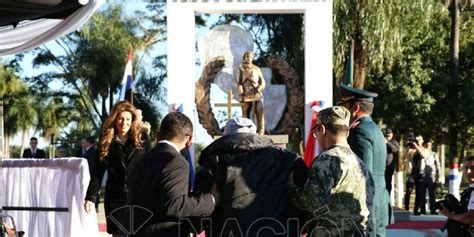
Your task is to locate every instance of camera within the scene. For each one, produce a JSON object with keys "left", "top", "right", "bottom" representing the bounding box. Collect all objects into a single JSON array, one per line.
[
  {"left": 405, "top": 132, "right": 416, "bottom": 147},
  {"left": 433, "top": 194, "right": 462, "bottom": 213}
]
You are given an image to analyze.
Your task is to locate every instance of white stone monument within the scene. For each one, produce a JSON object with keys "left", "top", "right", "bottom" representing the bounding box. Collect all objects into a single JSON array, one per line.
[{"left": 167, "top": 0, "right": 333, "bottom": 143}]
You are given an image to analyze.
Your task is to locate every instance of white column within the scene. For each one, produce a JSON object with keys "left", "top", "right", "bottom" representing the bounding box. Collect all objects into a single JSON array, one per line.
[
  {"left": 167, "top": 6, "right": 196, "bottom": 116},
  {"left": 167, "top": 6, "right": 196, "bottom": 157},
  {"left": 394, "top": 171, "right": 404, "bottom": 208},
  {"left": 304, "top": 2, "right": 333, "bottom": 143},
  {"left": 440, "top": 144, "right": 445, "bottom": 185},
  {"left": 390, "top": 175, "right": 395, "bottom": 205}
]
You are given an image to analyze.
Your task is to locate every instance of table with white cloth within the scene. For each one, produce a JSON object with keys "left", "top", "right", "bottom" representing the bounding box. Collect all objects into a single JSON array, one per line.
[{"left": 1, "top": 158, "right": 99, "bottom": 237}]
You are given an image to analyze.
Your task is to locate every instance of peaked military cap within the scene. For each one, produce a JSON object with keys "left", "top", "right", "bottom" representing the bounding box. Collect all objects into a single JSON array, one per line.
[{"left": 337, "top": 84, "right": 378, "bottom": 105}]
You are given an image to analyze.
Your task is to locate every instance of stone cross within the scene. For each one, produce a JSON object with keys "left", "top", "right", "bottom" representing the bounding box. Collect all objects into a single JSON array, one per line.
[{"left": 214, "top": 90, "right": 243, "bottom": 120}]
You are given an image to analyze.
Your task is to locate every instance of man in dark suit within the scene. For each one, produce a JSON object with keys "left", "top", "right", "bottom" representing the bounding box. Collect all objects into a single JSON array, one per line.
[
  {"left": 82, "top": 136, "right": 98, "bottom": 176},
  {"left": 81, "top": 136, "right": 101, "bottom": 210},
  {"left": 338, "top": 84, "right": 392, "bottom": 237},
  {"left": 22, "top": 137, "right": 46, "bottom": 158},
  {"left": 127, "top": 112, "right": 217, "bottom": 237}
]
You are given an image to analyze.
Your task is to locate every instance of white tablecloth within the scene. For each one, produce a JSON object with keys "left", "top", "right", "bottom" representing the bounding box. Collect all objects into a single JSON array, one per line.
[{"left": 1, "top": 158, "right": 99, "bottom": 237}]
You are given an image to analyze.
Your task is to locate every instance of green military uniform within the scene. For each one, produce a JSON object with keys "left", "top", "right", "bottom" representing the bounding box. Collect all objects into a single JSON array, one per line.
[
  {"left": 348, "top": 116, "right": 392, "bottom": 237},
  {"left": 291, "top": 106, "right": 375, "bottom": 237},
  {"left": 338, "top": 84, "right": 393, "bottom": 237}
]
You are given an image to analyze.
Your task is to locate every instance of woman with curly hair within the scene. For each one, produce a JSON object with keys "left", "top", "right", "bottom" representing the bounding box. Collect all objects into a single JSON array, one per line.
[{"left": 84, "top": 101, "right": 148, "bottom": 236}]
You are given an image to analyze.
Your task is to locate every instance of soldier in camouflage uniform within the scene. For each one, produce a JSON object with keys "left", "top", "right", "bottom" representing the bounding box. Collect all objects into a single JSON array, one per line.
[{"left": 291, "top": 106, "right": 375, "bottom": 237}]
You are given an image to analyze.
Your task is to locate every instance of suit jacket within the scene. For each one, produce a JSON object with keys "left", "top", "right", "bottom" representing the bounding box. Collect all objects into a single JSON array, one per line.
[
  {"left": 127, "top": 142, "right": 214, "bottom": 237},
  {"left": 348, "top": 115, "right": 392, "bottom": 235},
  {"left": 83, "top": 145, "right": 98, "bottom": 176},
  {"left": 22, "top": 148, "right": 46, "bottom": 159}
]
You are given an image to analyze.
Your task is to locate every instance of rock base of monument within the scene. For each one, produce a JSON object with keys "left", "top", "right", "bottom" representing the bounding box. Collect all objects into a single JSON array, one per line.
[{"left": 264, "top": 134, "right": 289, "bottom": 149}]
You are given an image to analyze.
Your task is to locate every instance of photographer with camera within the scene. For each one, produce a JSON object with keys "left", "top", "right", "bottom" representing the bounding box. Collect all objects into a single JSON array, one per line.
[
  {"left": 402, "top": 133, "right": 429, "bottom": 214},
  {"left": 439, "top": 156, "right": 474, "bottom": 236}
]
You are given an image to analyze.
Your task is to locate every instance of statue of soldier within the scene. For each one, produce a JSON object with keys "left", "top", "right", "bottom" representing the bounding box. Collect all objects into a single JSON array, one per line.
[{"left": 236, "top": 51, "right": 265, "bottom": 135}]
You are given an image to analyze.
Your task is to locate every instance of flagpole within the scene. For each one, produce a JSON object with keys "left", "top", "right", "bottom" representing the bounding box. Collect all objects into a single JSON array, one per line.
[
  {"left": 343, "top": 39, "right": 354, "bottom": 87},
  {"left": 129, "top": 47, "right": 134, "bottom": 106}
]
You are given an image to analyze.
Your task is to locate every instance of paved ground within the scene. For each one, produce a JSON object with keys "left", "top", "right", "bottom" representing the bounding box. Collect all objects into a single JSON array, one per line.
[
  {"left": 95, "top": 203, "right": 449, "bottom": 237},
  {"left": 387, "top": 213, "right": 447, "bottom": 237}
]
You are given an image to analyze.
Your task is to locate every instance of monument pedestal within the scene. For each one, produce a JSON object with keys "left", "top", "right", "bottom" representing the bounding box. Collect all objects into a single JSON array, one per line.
[{"left": 264, "top": 134, "right": 289, "bottom": 149}]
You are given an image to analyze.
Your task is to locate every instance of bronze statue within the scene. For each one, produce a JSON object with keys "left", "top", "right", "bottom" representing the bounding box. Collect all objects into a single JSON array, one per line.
[{"left": 236, "top": 51, "right": 265, "bottom": 135}]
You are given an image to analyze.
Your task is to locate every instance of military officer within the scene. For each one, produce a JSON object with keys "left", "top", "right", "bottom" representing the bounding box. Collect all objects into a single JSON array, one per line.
[
  {"left": 291, "top": 106, "right": 374, "bottom": 237},
  {"left": 337, "top": 84, "right": 393, "bottom": 237}
]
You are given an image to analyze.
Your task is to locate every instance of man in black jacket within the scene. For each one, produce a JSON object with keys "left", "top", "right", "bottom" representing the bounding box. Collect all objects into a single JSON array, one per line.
[
  {"left": 195, "top": 117, "right": 308, "bottom": 237},
  {"left": 81, "top": 136, "right": 98, "bottom": 176},
  {"left": 22, "top": 137, "right": 46, "bottom": 158},
  {"left": 127, "top": 112, "right": 217, "bottom": 237},
  {"left": 383, "top": 128, "right": 399, "bottom": 195}
]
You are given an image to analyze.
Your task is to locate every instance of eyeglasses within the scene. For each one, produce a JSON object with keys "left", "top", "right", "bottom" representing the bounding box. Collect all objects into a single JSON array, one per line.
[{"left": 311, "top": 124, "right": 322, "bottom": 139}]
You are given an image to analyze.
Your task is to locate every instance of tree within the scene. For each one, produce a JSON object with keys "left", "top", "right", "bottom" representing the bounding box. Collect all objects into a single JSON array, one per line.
[
  {"left": 370, "top": 3, "right": 450, "bottom": 134},
  {"left": 21, "top": 3, "right": 167, "bottom": 139},
  {"left": 333, "top": 0, "right": 443, "bottom": 88},
  {"left": 0, "top": 64, "right": 37, "bottom": 158},
  {"left": 29, "top": 5, "right": 144, "bottom": 126},
  {"left": 35, "top": 97, "right": 75, "bottom": 158},
  {"left": 444, "top": 0, "right": 474, "bottom": 163}
]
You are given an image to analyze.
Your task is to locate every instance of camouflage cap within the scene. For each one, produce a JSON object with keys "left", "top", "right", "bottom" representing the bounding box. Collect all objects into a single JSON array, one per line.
[{"left": 316, "top": 106, "right": 350, "bottom": 127}]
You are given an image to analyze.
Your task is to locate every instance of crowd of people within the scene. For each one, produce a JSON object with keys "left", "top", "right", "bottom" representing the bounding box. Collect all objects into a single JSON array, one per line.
[
  {"left": 73, "top": 84, "right": 394, "bottom": 237},
  {"left": 18, "top": 85, "right": 473, "bottom": 237}
]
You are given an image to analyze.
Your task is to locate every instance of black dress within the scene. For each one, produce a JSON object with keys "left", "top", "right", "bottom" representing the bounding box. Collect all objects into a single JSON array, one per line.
[{"left": 85, "top": 136, "right": 146, "bottom": 234}]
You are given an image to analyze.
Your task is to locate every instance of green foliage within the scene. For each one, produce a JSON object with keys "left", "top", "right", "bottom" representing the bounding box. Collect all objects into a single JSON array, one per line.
[
  {"left": 36, "top": 97, "right": 75, "bottom": 141},
  {"left": 0, "top": 65, "right": 36, "bottom": 137},
  {"left": 333, "top": 0, "right": 444, "bottom": 86},
  {"left": 217, "top": 2, "right": 473, "bottom": 157},
  {"left": 369, "top": 7, "right": 473, "bottom": 158},
  {"left": 78, "top": 5, "right": 142, "bottom": 99},
  {"left": 9, "top": 2, "right": 167, "bottom": 152}
]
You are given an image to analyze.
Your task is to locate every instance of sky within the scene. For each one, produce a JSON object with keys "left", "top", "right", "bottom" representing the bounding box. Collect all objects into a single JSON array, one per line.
[{"left": 2, "top": 1, "right": 247, "bottom": 148}]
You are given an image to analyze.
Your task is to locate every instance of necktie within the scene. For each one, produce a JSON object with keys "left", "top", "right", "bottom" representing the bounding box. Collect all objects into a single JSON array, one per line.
[{"left": 32, "top": 149, "right": 36, "bottom": 156}]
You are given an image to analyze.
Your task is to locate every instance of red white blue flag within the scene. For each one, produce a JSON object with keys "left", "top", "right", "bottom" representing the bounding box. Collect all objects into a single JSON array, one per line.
[
  {"left": 304, "top": 100, "right": 325, "bottom": 167},
  {"left": 118, "top": 48, "right": 133, "bottom": 101}
]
